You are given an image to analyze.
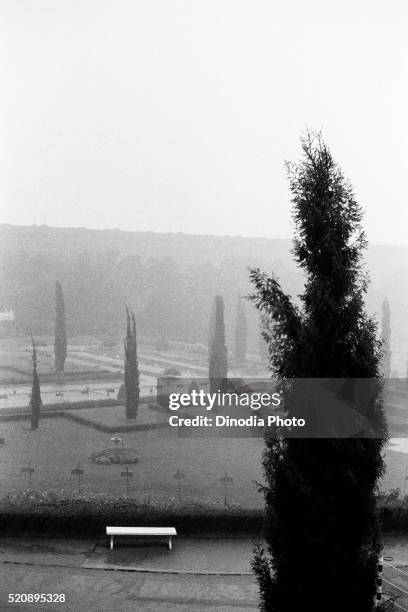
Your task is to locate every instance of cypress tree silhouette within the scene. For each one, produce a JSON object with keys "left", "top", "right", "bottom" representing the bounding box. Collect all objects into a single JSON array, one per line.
[
  {"left": 124, "top": 306, "right": 139, "bottom": 419},
  {"left": 54, "top": 280, "right": 67, "bottom": 374},
  {"left": 208, "top": 297, "right": 216, "bottom": 355},
  {"left": 249, "top": 132, "right": 387, "bottom": 612},
  {"left": 30, "top": 335, "right": 42, "bottom": 430},
  {"left": 209, "top": 295, "right": 228, "bottom": 394}
]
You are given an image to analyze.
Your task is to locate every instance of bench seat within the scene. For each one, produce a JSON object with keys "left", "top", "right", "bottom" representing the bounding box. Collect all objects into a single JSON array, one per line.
[{"left": 106, "top": 526, "right": 177, "bottom": 550}]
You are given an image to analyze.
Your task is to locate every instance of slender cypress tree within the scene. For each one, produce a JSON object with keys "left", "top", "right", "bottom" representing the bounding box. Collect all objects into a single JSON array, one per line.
[
  {"left": 124, "top": 306, "right": 139, "bottom": 419},
  {"left": 30, "top": 335, "right": 42, "bottom": 430},
  {"left": 209, "top": 295, "right": 228, "bottom": 394},
  {"left": 234, "top": 296, "right": 248, "bottom": 364},
  {"left": 54, "top": 280, "right": 67, "bottom": 374},
  {"left": 208, "top": 297, "right": 216, "bottom": 355},
  {"left": 381, "top": 298, "right": 391, "bottom": 379},
  {"left": 249, "top": 132, "right": 387, "bottom": 612}
]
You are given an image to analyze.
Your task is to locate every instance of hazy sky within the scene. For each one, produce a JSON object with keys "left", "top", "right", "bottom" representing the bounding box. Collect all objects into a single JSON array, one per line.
[{"left": 1, "top": 0, "right": 407, "bottom": 243}]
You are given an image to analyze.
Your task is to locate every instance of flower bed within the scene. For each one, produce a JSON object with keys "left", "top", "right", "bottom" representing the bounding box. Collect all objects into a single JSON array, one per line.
[{"left": 90, "top": 446, "right": 139, "bottom": 465}]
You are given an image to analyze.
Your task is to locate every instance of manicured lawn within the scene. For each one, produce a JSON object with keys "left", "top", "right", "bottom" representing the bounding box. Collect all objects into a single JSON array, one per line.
[
  {"left": 0, "top": 414, "right": 264, "bottom": 509},
  {"left": 0, "top": 409, "right": 404, "bottom": 512},
  {"left": 0, "top": 348, "right": 97, "bottom": 382}
]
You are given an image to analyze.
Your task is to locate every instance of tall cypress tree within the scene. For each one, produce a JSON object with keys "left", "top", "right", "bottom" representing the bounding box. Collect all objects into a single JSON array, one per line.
[
  {"left": 30, "top": 335, "right": 42, "bottom": 430},
  {"left": 234, "top": 296, "right": 248, "bottom": 364},
  {"left": 54, "top": 280, "right": 67, "bottom": 374},
  {"left": 381, "top": 298, "right": 391, "bottom": 379},
  {"left": 208, "top": 297, "right": 216, "bottom": 355},
  {"left": 249, "top": 133, "right": 387, "bottom": 612},
  {"left": 124, "top": 306, "right": 139, "bottom": 419},
  {"left": 209, "top": 295, "right": 228, "bottom": 394}
]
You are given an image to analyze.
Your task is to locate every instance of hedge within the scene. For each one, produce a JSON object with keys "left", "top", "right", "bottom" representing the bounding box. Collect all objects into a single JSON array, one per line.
[
  {"left": 0, "top": 403, "right": 165, "bottom": 434},
  {"left": 0, "top": 494, "right": 264, "bottom": 537},
  {"left": 0, "top": 396, "right": 151, "bottom": 418},
  {"left": 0, "top": 494, "right": 405, "bottom": 538}
]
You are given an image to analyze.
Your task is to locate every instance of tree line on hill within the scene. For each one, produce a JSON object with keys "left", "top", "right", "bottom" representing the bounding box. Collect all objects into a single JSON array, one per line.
[{"left": 0, "top": 248, "right": 269, "bottom": 348}]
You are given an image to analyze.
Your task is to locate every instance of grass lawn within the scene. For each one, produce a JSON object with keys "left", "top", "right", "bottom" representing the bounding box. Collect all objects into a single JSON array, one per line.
[
  {"left": 0, "top": 407, "right": 405, "bottom": 512},
  {"left": 0, "top": 414, "right": 264, "bottom": 509},
  {"left": 0, "top": 348, "right": 98, "bottom": 382}
]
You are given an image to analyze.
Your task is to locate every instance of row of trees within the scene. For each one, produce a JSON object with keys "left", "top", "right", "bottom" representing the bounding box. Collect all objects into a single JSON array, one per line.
[
  {"left": 30, "top": 303, "right": 141, "bottom": 428},
  {"left": 54, "top": 278, "right": 252, "bottom": 379},
  {"left": 50, "top": 273, "right": 397, "bottom": 381},
  {"left": 30, "top": 288, "right": 249, "bottom": 428},
  {"left": 31, "top": 286, "right": 251, "bottom": 428}
]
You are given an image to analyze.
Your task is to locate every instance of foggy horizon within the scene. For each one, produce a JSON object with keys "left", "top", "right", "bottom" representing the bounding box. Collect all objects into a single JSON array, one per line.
[{"left": 4, "top": 220, "right": 408, "bottom": 250}]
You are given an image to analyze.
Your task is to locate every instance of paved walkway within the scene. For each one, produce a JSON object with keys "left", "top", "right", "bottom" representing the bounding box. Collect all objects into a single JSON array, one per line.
[
  {"left": 0, "top": 564, "right": 258, "bottom": 611},
  {"left": 1, "top": 534, "right": 406, "bottom": 611},
  {"left": 0, "top": 535, "right": 259, "bottom": 611},
  {"left": 87, "top": 536, "right": 256, "bottom": 574},
  {"left": 0, "top": 535, "right": 256, "bottom": 574}
]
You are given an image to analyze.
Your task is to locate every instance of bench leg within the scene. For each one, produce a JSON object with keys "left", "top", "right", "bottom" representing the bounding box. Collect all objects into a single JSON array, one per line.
[
  {"left": 169, "top": 536, "right": 172, "bottom": 551},
  {"left": 110, "top": 536, "right": 113, "bottom": 551}
]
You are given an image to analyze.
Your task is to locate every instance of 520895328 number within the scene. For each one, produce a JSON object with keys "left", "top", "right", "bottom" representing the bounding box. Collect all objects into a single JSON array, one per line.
[{"left": 8, "top": 594, "right": 66, "bottom": 603}]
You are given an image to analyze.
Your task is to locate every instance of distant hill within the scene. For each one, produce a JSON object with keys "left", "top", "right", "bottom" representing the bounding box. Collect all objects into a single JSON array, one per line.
[
  {"left": 0, "top": 223, "right": 293, "bottom": 268},
  {"left": 1, "top": 224, "right": 408, "bottom": 374}
]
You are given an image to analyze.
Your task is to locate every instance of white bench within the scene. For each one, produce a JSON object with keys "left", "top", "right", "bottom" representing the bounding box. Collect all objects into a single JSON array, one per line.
[{"left": 106, "top": 526, "right": 177, "bottom": 550}]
